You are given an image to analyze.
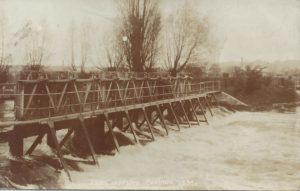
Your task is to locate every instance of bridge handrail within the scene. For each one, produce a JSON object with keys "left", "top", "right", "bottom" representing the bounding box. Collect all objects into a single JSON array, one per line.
[{"left": 1, "top": 78, "right": 221, "bottom": 123}]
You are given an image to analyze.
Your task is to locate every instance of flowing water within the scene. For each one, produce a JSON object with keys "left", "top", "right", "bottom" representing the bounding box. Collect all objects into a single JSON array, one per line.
[{"left": 0, "top": 100, "right": 300, "bottom": 190}]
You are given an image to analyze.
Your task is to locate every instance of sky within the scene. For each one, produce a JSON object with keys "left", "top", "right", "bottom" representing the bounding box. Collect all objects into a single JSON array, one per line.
[{"left": 0, "top": 0, "right": 299, "bottom": 66}]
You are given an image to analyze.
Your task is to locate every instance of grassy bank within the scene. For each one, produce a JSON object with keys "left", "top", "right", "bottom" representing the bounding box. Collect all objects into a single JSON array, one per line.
[{"left": 225, "top": 85, "right": 298, "bottom": 109}]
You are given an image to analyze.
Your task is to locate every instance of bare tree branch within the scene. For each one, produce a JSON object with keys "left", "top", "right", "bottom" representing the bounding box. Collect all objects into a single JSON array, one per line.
[{"left": 116, "top": 0, "right": 161, "bottom": 72}]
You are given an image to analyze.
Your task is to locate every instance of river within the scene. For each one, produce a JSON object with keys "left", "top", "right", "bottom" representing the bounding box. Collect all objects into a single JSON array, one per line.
[{"left": 0, "top": 100, "right": 300, "bottom": 190}]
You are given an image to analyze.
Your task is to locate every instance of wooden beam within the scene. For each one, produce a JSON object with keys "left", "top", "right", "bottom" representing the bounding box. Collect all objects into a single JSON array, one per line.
[
  {"left": 79, "top": 117, "right": 99, "bottom": 166},
  {"left": 188, "top": 99, "right": 200, "bottom": 125},
  {"left": 59, "top": 128, "right": 74, "bottom": 148},
  {"left": 25, "top": 131, "right": 46, "bottom": 155},
  {"left": 196, "top": 98, "right": 209, "bottom": 125},
  {"left": 204, "top": 96, "right": 213, "bottom": 117},
  {"left": 124, "top": 111, "right": 139, "bottom": 144},
  {"left": 44, "top": 83, "right": 56, "bottom": 112},
  {"left": 155, "top": 105, "right": 168, "bottom": 135},
  {"left": 142, "top": 108, "right": 155, "bottom": 141},
  {"left": 47, "top": 121, "right": 72, "bottom": 181},
  {"left": 168, "top": 103, "right": 181, "bottom": 131},
  {"left": 179, "top": 101, "right": 191, "bottom": 127},
  {"left": 103, "top": 113, "right": 120, "bottom": 152},
  {"left": 56, "top": 83, "right": 68, "bottom": 112},
  {"left": 83, "top": 82, "right": 92, "bottom": 105},
  {"left": 24, "top": 83, "right": 38, "bottom": 116}
]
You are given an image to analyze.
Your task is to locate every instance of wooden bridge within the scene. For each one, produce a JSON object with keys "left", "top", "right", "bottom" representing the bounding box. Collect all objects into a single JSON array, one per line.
[{"left": 0, "top": 71, "right": 221, "bottom": 181}]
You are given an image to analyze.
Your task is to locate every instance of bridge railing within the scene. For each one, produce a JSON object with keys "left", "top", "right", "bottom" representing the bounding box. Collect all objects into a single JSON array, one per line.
[
  {"left": 13, "top": 79, "right": 220, "bottom": 120},
  {"left": 19, "top": 71, "right": 175, "bottom": 80}
]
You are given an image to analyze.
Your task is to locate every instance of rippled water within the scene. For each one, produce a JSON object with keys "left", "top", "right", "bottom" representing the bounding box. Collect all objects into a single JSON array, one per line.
[
  {"left": 64, "top": 108, "right": 300, "bottom": 190},
  {"left": 0, "top": 100, "right": 300, "bottom": 190}
]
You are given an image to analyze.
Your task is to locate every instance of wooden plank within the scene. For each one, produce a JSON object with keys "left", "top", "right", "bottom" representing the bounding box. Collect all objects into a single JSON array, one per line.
[
  {"left": 79, "top": 117, "right": 99, "bottom": 166},
  {"left": 47, "top": 121, "right": 72, "bottom": 181}
]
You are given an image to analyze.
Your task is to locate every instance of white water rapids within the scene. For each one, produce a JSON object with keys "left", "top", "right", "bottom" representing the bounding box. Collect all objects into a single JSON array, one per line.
[
  {"left": 58, "top": 108, "right": 300, "bottom": 190},
  {"left": 1, "top": 99, "right": 299, "bottom": 189}
]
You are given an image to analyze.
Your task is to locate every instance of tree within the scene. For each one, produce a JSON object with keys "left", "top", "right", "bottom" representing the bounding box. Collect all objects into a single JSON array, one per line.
[
  {"left": 116, "top": 0, "right": 161, "bottom": 72},
  {"left": 97, "top": 27, "right": 126, "bottom": 71},
  {"left": 230, "top": 64, "right": 266, "bottom": 94},
  {"left": 15, "top": 20, "right": 50, "bottom": 71},
  {"left": 163, "top": 4, "right": 210, "bottom": 76},
  {"left": 79, "top": 22, "right": 91, "bottom": 73},
  {"left": 0, "top": 12, "right": 12, "bottom": 83},
  {"left": 208, "top": 63, "right": 221, "bottom": 78},
  {"left": 67, "top": 21, "right": 77, "bottom": 71}
]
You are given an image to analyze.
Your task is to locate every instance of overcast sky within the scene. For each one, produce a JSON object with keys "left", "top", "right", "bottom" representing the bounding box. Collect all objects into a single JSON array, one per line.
[{"left": 1, "top": 0, "right": 299, "bottom": 66}]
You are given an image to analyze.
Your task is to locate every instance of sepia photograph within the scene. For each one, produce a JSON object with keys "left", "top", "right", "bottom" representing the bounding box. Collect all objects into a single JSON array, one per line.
[{"left": 0, "top": 0, "right": 299, "bottom": 189}]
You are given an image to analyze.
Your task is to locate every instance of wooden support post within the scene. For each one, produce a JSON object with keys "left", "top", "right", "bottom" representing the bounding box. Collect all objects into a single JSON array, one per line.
[
  {"left": 150, "top": 115, "right": 159, "bottom": 125},
  {"left": 204, "top": 96, "right": 213, "bottom": 117},
  {"left": 199, "top": 98, "right": 207, "bottom": 113},
  {"left": 168, "top": 103, "right": 181, "bottom": 131},
  {"left": 47, "top": 130, "right": 56, "bottom": 149},
  {"left": 26, "top": 131, "right": 46, "bottom": 155},
  {"left": 47, "top": 121, "right": 71, "bottom": 181},
  {"left": 212, "top": 93, "right": 219, "bottom": 107},
  {"left": 59, "top": 128, "right": 75, "bottom": 148},
  {"left": 196, "top": 98, "right": 209, "bottom": 125},
  {"left": 179, "top": 101, "right": 191, "bottom": 127},
  {"left": 124, "top": 110, "right": 139, "bottom": 144},
  {"left": 103, "top": 113, "right": 120, "bottom": 152},
  {"left": 188, "top": 99, "right": 200, "bottom": 125},
  {"left": 155, "top": 105, "right": 168, "bottom": 135},
  {"left": 142, "top": 108, "right": 155, "bottom": 141},
  {"left": 79, "top": 117, "right": 99, "bottom": 166}
]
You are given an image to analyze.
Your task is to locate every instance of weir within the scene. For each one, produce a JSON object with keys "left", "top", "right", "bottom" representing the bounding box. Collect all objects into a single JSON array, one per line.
[{"left": 0, "top": 71, "right": 222, "bottom": 181}]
